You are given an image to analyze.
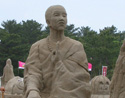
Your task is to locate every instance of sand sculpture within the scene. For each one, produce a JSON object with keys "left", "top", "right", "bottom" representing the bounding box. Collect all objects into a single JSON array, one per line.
[
  {"left": 110, "top": 41, "right": 125, "bottom": 98},
  {"left": 5, "top": 76, "right": 24, "bottom": 95},
  {"left": 23, "top": 5, "right": 91, "bottom": 98},
  {"left": 91, "top": 75, "right": 110, "bottom": 98},
  {"left": 0, "top": 58, "right": 24, "bottom": 98},
  {"left": 3, "top": 77, "right": 24, "bottom": 98},
  {"left": 4, "top": 76, "right": 24, "bottom": 98},
  {"left": 1, "top": 58, "right": 14, "bottom": 87}
]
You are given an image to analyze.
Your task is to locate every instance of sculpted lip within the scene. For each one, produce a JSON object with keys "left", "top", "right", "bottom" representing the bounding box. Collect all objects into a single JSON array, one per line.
[{"left": 58, "top": 21, "right": 65, "bottom": 25}]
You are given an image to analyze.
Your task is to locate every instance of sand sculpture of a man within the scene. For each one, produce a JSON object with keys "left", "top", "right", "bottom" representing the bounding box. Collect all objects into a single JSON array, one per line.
[{"left": 23, "top": 5, "right": 91, "bottom": 98}]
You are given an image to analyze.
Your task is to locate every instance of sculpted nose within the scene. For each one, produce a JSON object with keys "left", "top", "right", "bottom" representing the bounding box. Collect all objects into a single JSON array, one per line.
[
  {"left": 59, "top": 15, "right": 65, "bottom": 20},
  {"left": 103, "top": 85, "right": 108, "bottom": 90}
]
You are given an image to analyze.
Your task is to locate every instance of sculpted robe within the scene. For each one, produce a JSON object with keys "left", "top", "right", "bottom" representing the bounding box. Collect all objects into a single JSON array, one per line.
[{"left": 24, "top": 37, "right": 91, "bottom": 98}]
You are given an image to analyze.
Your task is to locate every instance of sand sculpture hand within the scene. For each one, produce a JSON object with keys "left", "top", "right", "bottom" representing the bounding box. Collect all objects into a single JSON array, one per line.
[
  {"left": 51, "top": 41, "right": 62, "bottom": 64},
  {"left": 27, "top": 91, "right": 41, "bottom": 98}
]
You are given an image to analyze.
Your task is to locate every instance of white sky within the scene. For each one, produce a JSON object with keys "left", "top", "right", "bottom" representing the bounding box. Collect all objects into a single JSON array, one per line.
[{"left": 0, "top": 0, "right": 125, "bottom": 32}]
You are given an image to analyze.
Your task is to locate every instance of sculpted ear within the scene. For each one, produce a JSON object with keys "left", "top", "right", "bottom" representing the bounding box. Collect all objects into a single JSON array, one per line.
[{"left": 46, "top": 20, "right": 51, "bottom": 27}]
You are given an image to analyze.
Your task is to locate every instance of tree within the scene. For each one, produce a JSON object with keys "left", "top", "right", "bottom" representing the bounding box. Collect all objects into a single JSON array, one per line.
[
  {"left": 0, "top": 20, "right": 124, "bottom": 79},
  {"left": 1, "top": 20, "right": 21, "bottom": 34},
  {"left": 0, "top": 20, "right": 44, "bottom": 76},
  {"left": 20, "top": 20, "right": 43, "bottom": 44},
  {"left": 64, "top": 24, "right": 79, "bottom": 40},
  {"left": 95, "top": 26, "right": 121, "bottom": 79}
]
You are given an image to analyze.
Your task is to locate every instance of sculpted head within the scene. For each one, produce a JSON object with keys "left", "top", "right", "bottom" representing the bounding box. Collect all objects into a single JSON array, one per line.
[
  {"left": 45, "top": 5, "right": 67, "bottom": 31},
  {"left": 91, "top": 75, "right": 110, "bottom": 95},
  {"left": 6, "top": 58, "right": 12, "bottom": 65}
]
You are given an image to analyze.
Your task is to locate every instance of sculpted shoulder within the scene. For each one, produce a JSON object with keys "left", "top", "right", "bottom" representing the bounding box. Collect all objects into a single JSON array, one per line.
[
  {"left": 68, "top": 37, "right": 83, "bottom": 47},
  {"left": 31, "top": 38, "right": 47, "bottom": 49}
]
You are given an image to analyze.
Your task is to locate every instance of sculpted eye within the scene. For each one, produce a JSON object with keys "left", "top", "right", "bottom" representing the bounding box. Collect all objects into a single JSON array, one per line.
[
  {"left": 106, "top": 81, "right": 109, "bottom": 85},
  {"left": 63, "top": 15, "right": 66, "bottom": 17},
  {"left": 62, "top": 13, "right": 67, "bottom": 17},
  {"left": 54, "top": 13, "right": 59, "bottom": 16},
  {"left": 99, "top": 81, "right": 103, "bottom": 84}
]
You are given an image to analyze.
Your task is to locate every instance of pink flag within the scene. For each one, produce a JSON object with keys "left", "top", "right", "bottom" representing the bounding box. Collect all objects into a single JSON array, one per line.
[
  {"left": 102, "top": 66, "right": 107, "bottom": 76},
  {"left": 18, "top": 61, "right": 25, "bottom": 69},
  {"left": 88, "top": 63, "right": 92, "bottom": 71}
]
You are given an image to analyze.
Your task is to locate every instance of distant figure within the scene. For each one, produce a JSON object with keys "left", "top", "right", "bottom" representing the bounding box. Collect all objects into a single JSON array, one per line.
[
  {"left": 110, "top": 41, "right": 125, "bottom": 98},
  {"left": 1, "top": 58, "right": 14, "bottom": 87},
  {"left": 23, "top": 5, "right": 91, "bottom": 98}
]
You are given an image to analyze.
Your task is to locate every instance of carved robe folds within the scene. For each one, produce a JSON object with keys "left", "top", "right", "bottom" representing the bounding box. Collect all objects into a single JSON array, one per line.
[{"left": 24, "top": 37, "right": 91, "bottom": 98}]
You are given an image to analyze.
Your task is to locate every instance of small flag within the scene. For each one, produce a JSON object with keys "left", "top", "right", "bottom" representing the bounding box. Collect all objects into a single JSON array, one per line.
[
  {"left": 102, "top": 66, "right": 107, "bottom": 76},
  {"left": 18, "top": 61, "right": 25, "bottom": 69},
  {"left": 88, "top": 63, "right": 92, "bottom": 71}
]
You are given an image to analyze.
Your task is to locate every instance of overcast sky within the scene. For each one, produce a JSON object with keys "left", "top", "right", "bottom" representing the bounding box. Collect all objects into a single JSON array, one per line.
[{"left": 0, "top": 0, "right": 125, "bottom": 32}]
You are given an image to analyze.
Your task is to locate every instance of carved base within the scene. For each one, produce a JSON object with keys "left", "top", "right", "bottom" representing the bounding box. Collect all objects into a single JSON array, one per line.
[{"left": 4, "top": 93, "right": 22, "bottom": 98}]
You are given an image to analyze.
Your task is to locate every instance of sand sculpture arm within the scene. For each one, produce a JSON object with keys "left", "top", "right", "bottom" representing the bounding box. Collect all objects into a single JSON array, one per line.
[{"left": 23, "top": 43, "right": 43, "bottom": 98}]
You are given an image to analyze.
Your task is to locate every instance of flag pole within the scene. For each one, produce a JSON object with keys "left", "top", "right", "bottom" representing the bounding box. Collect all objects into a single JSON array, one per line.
[
  {"left": 18, "top": 61, "right": 19, "bottom": 76},
  {"left": 18, "top": 67, "right": 19, "bottom": 76}
]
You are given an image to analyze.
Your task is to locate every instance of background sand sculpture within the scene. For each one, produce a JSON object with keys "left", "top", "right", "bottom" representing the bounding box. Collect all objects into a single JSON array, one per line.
[
  {"left": 91, "top": 75, "right": 110, "bottom": 98},
  {"left": 110, "top": 41, "right": 125, "bottom": 98},
  {"left": 0, "top": 58, "right": 24, "bottom": 98},
  {"left": 5, "top": 76, "right": 24, "bottom": 95},
  {"left": 1, "top": 58, "right": 14, "bottom": 87}
]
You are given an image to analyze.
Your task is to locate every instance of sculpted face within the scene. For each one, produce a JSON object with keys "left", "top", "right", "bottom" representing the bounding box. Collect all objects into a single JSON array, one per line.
[
  {"left": 91, "top": 75, "right": 110, "bottom": 95},
  {"left": 47, "top": 6, "right": 67, "bottom": 31},
  {"left": 97, "top": 80, "right": 110, "bottom": 94}
]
